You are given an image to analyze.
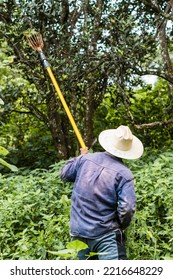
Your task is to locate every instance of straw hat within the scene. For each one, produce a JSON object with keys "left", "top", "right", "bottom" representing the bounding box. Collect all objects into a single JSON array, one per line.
[{"left": 98, "top": 125, "right": 144, "bottom": 160}]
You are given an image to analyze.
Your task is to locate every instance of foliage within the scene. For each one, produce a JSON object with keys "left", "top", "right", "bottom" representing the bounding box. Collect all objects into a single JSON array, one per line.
[
  {"left": 0, "top": 147, "right": 173, "bottom": 260},
  {"left": 48, "top": 240, "right": 88, "bottom": 260},
  {"left": 1, "top": 0, "right": 173, "bottom": 159},
  {"left": 130, "top": 79, "right": 173, "bottom": 147},
  {"left": 49, "top": 239, "right": 107, "bottom": 260},
  {"left": 0, "top": 39, "right": 57, "bottom": 168},
  {"left": 94, "top": 79, "right": 173, "bottom": 150},
  {"left": 0, "top": 0, "right": 172, "bottom": 261},
  {"left": 0, "top": 161, "right": 72, "bottom": 259},
  {"left": 0, "top": 146, "right": 18, "bottom": 172},
  {"left": 126, "top": 145, "right": 173, "bottom": 260},
  {"left": 3, "top": 117, "right": 57, "bottom": 169}
]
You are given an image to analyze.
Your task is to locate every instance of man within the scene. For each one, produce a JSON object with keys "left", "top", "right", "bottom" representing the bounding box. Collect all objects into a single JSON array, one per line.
[{"left": 61, "top": 125, "right": 144, "bottom": 260}]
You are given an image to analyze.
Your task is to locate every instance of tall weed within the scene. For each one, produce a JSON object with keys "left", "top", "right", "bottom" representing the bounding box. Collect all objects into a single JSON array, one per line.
[
  {"left": 0, "top": 161, "right": 72, "bottom": 259},
  {"left": 0, "top": 148, "right": 172, "bottom": 259},
  {"left": 126, "top": 147, "right": 173, "bottom": 259}
]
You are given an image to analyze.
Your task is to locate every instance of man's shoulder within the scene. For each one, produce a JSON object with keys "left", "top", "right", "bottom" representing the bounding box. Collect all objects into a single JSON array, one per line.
[{"left": 81, "top": 152, "right": 133, "bottom": 180}]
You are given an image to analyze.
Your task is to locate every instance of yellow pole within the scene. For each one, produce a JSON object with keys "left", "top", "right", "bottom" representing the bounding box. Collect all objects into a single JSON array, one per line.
[{"left": 46, "top": 67, "right": 86, "bottom": 148}]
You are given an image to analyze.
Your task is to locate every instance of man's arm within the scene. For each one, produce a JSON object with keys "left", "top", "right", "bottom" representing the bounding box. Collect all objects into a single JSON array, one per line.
[
  {"left": 117, "top": 179, "right": 136, "bottom": 229},
  {"left": 60, "top": 157, "right": 79, "bottom": 182},
  {"left": 60, "top": 147, "right": 89, "bottom": 182}
]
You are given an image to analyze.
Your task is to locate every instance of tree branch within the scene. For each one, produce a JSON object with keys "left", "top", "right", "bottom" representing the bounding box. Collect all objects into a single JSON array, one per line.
[
  {"left": 135, "top": 119, "right": 173, "bottom": 129},
  {"left": 24, "top": 103, "right": 49, "bottom": 126},
  {"left": 141, "top": 0, "right": 173, "bottom": 21}
]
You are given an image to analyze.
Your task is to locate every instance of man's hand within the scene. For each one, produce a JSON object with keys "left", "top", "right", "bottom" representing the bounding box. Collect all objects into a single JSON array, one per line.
[{"left": 80, "top": 147, "right": 89, "bottom": 155}]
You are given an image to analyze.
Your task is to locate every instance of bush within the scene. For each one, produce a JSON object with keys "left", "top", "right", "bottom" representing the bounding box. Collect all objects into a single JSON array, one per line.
[
  {"left": 0, "top": 147, "right": 172, "bottom": 259},
  {"left": 126, "top": 146, "right": 173, "bottom": 260},
  {"left": 0, "top": 161, "right": 72, "bottom": 259}
]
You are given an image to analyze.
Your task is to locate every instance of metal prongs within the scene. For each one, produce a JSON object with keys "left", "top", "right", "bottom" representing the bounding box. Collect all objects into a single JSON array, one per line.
[{"left": 26, "top": 32, "right": 44, "bottom": 52}]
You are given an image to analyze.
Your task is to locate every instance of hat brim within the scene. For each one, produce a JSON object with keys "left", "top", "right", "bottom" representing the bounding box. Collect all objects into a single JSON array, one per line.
[{"left": 98, "top": 129, "right": 144, "bottom": 160}]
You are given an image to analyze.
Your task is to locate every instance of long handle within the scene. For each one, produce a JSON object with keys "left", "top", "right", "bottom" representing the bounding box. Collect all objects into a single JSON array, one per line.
[{"left": 39, "top": 52, "right": 86, "bottom": 148}]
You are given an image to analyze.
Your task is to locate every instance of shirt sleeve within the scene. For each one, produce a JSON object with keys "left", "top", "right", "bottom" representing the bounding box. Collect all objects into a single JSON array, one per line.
[
  {"left": 60, "top": 156, "right": 82, "bottom": 182},
  {"left": 116, "top": 178, "right": 136, "bottom": 229}
]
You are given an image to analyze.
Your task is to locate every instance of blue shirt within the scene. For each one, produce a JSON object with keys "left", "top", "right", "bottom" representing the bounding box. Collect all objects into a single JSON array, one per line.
[{"left": 61, "top": 152, "right": 136, "bottom": 238}]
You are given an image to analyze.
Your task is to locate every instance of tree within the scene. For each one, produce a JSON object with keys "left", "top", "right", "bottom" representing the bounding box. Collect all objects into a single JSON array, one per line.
[
  {"left": 0, "top": 0, "right": 173, "bottom": 160},
  {"left": 0, "top": 40, "right": 56, "bottom": 168}
]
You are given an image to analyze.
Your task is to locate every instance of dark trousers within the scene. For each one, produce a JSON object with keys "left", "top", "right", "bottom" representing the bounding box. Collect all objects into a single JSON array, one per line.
[{"left": 72, "top": 229, "right": 127, "bottom": 260}]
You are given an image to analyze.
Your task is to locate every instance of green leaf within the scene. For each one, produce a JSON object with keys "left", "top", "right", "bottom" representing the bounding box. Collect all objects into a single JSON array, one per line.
[
  {"left": 66, "top": 240, "right": 88, "bottom": 251},
  {"left": 0, "top": 146, "right": 9, "bottom": 156},
  {"left": 48, "top": 249, "right": 74, "bottom": 256},
  {"left": 48, "top": 241, "right": 88, "bottom": 259},
  {"left": 0, "top": 98, "right": 4, "bottom": 105},
  {"left": 0, "top": 158, "right": 18, "bottom": 172},
  {"left": 88, "top": 252, "right": 108, "bottom": 257},
  {"left": 162, "top": 255, "right": 173, "bottom": 260}
]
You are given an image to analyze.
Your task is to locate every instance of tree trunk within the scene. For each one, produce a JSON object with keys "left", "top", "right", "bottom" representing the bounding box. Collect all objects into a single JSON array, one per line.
[
  {"left": 46, "top": 90, "right": 70, "bottom": 159},
  {"left": 85, "top": 85, "right": 95, "bottom": 147}
]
